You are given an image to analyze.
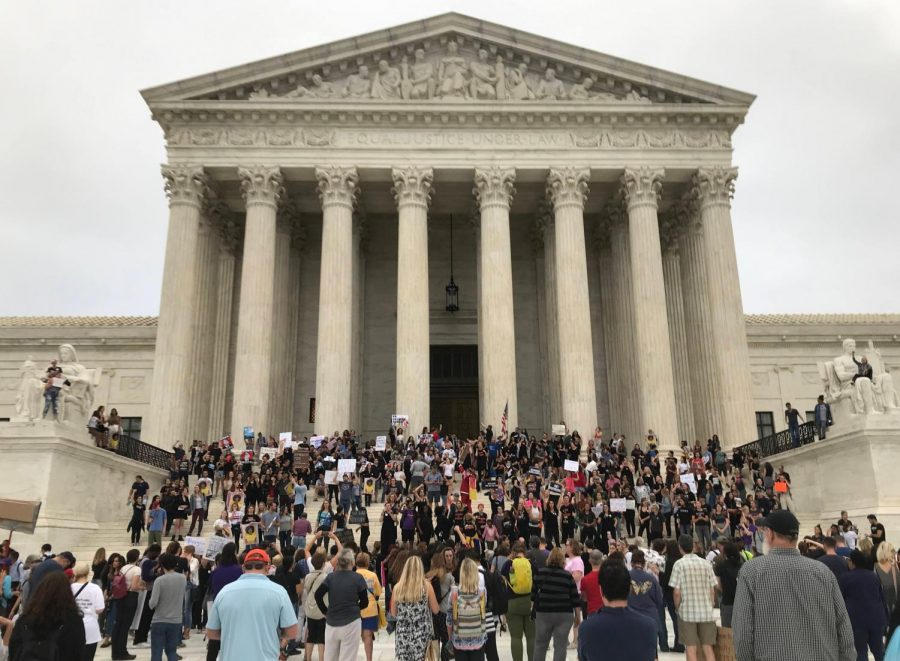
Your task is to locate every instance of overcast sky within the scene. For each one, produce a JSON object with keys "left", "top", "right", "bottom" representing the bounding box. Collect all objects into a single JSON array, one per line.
[{"left": 2, "top": 0, "right": 898, "bottom": 316}]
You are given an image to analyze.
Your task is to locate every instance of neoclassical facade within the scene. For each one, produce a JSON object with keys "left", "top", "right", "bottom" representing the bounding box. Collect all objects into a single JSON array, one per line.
[{"left": 130, "top": 14, "right": 766, "bottom": 448}]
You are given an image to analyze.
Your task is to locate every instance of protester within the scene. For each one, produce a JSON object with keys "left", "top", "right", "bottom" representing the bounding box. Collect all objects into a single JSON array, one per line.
[
  {"left": 391, "top": 554, "right": 439, "bottom": 661},
  {"left": 8, "top": 572, "right": 86, "bottom": 661},
  {"left": 669, "top": 534, "right": 717, "bottom": 661},
  {"left": 448, "top": 558, "right": 487, "bottom": 661},
  {"left": 733, "top": 510, "right": 855, "bottom": 661},
  {"left": 501, "top": 540, "right": 536, "bottom": 661},
  {"left": 71, "top": 563, "right": 105, "bottom": 661},
  {"left": 839, "top": 549, "right": 888, "bottom": 661},
  {"left": 532, "top": 547, "right": 579, "bottom": 661},
  {"left": 315, "top": 548, "right": 368, "bottom": 661},
  {"left": 148, "top": 552, "right": 187, "bottom": 661}
]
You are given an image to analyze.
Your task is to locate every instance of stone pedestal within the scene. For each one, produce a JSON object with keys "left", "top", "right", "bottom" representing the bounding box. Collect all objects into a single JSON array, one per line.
[
  {"left": 778, "top": 414, "right": 900, "bottom": 542},
  {"left": 0, "top": 421, "right": 169, "bottom": 555}
]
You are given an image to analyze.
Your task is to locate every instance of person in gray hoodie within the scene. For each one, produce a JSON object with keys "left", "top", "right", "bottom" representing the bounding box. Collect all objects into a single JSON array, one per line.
[{"left": 149, "top": 553, "right": 187, "bottom": 661}]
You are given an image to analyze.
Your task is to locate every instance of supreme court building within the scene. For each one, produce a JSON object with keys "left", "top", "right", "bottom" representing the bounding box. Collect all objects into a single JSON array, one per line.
[{"left": 132, "top": 13, "right": 764, "bottom": 449}]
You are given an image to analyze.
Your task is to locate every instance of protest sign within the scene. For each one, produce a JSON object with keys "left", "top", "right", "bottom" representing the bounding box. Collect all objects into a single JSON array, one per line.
[
  {"left": 278, "top": 432, "right": 292, "bottom": 444},
  {"left": 243, "top": 426, "right": 253, "bottom": 439},
  {"left": 204, "top": 536, "right": 228, "bottom": 561},
  {"left": 185, "top": 536, "right": 207, "bottom": 558},
  {"left": 564, "top": 459, "right": 580, "bottom": 473},
  {"left": 679, "top": 473, "right": 697, "bottom": 494},
  {"left": 391, "top": 414, "right": 409, "bottom": 428},
  {"left": 259, "top": 447, "right": 277, "bottom": 462},
  {"left": 295, "top": 446, "right": 310, "bottom": 470},
  {"left": 551, "top": 424, "right": 566, "bottom": 437},
  {"left": 625, "top": 499, "right": 636, "bottom": 511},
  {"left": 528, "top": 467, "right": 542, "bottom": 477},
  {"left": 337, "top": 459, "right": 357, "bottom": 477},
  {"left": 310, "top": 435, "right": 325, "bottom": 448},
  {"left": 349, "top": 510, "right": 367, "bottom": 525},
  {"left": 610, "top": 498, "right": 627, "bottom": 513},
  {"left": 483, "top": 479, "right": 497, "bottom": 492},
  {"left": 547, "top": 482, "right": 563, "bottom": 496},
  {"left": 324, "top": 470, "right": 338, "bottom": 485},
  {"left": 374, "top": 436, "right": 387, "bottom": 452}
]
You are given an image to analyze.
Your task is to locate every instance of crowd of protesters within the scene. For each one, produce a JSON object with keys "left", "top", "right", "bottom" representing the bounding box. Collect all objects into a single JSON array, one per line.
[{"left": 1, "top": 422, "right": 899, "bottom": 661}]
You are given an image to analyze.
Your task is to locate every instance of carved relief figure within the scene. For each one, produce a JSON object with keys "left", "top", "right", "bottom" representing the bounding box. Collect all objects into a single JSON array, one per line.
[
  {"left": 536, "top": 68, "right": 567, "bottom": 100},
  {"left": 437, "top": 41, "right": 469, "bottom": 99},
  {"left": 286, "top": 74, "right": 335, "bottom": 98},
  {"left": 343, "top": 65, "right": 372, "bottom": 98},
  {"left": 14, "top": 356, "right": 44, "bottom": 421},
  {"left": 57, "top": 343, "right": 96, "bottom": 425},
  {"left": 821, "top": 338, "right": 899, "bottom": 415},
  {"left": 371, "top": 60, "right": 402, "bottom": 100},
  {"left": 401, "top": 48, "right": 435, "bottom": 100},
  {"left": 569, "top": 77, "right": 595, "bottom": 100},
  {"left": 468, "top": 49, "right": 500, "bottom": 99},
  {"left": 505, "top": 63, "right": 535, "bottom": 100},
  {"left": 624, "top": 88, "right": 652, "bottom": 104}
]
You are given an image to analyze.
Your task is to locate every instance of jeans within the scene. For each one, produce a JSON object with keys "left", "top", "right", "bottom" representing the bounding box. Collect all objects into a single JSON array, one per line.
[
  {"left": 696, "top": 525, "right": 712, "bottom": 552},
  {"left": 150, "top": 622, "right": 182, "bottom": 661},
  {"left": 105, "top": 598, "right": 118, "bottom": 636},
  {"left": 816, "top": 421, "right": 828, "bottom": 440},
  {"left": 506, "top": 595, "right": 535, "bottom": 661},
  {"left": 111, "top": 592, "right": 137, "bottom": 658},
  {"left": 42, "top": 387, "right": 59, "bottom": 417},
  {"left": 292, "top": 535, "right": 306, "bottom": 549},
  {"left": 533, "top": 611, "right": 573, "bottom": 661},
  {"left": 789, "top": 423, "right": 800, "bottom": 447},
  {"left": 183, "top": 583, "right": 194, "bottom": 628}
]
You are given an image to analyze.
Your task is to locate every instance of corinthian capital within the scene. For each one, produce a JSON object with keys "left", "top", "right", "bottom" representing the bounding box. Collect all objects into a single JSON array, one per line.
[
  {"left": 546, "top": 167, "right": 590, "bottom": 211},
  {"left": 391, "top": 166, "right": 434, "bottom": 209},
  {"left": 693, "top": 167, "right": 737, "bottom": 209},
  {"left": 473, "top": 166, "right": 516, "bottom": 210},
  {"left": 277, "top": 196, "right": 300, "bottom": 234},
  {"left": 621, "top": 167, "right": 664, "bottom": 210},
  {"left": 161, "top": 164, "right": 207, "bottom": 208},
  {"left": 239, "top": 166, "right": 284, "bottom": 208},
  {"left": 315, "top": 166, "right": 359, "bottom": 209}
]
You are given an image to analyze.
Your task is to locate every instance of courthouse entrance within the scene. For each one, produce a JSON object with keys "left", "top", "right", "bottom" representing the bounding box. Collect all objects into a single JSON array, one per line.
[{"left": 430, "top": 345, "right": 480, "bottom": 438}]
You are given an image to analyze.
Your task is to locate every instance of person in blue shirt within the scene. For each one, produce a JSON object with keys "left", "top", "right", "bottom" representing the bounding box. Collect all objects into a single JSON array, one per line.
[
  {"left": 578, "top": 560, "right": 657, "bottom": 661},
  {"left": 207, "top": 548, "right": 298, "bottom": 661}
]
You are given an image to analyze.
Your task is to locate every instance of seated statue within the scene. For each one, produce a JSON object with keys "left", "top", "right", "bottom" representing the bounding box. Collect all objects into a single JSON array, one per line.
[
  {"left": 820, "top": 338, "right": 899, "bottom": 415},
  {"left": 56, "top": 343, "right": 98, "bottom": 426}
]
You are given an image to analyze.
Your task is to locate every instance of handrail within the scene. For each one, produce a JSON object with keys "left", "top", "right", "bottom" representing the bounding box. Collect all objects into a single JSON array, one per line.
[
  {"left": 113, "top": 434, "right": 174, "bottom": 471},
  {"left": 734, "top": 420, "right": 818, "bottom": 459}
]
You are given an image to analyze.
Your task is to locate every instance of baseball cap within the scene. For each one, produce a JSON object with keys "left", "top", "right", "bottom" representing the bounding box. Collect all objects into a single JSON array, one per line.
[
  {"left": 243, "top": 548, "right": 270, "bottom": 564},
  {"left": 756, "top": 510, "right": 800, "bottom": 536},
  {"left": 58, "top": 551, "right": 77, "bottom": 566}
]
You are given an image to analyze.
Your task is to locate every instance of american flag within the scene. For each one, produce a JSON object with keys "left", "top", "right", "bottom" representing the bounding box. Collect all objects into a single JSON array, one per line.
[{"left": 501, "top": 400, "right": 508, "bottom": 435}]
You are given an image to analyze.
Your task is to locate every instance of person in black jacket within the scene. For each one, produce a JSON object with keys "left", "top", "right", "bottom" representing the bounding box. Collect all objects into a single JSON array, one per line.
[
  {"left": 839, "top": 549, "right": 889, "bottom": 661},
  {"left": 532, "top": 547, "right": 579, "bottom": 661},
  {"left": 9, "top": 571, "right": 85, "bottom": 661}
]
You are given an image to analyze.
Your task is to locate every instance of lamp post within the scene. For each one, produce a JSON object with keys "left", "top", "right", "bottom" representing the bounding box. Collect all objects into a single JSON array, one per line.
[{"left": 445, "top": 214, "right": 459, "bottom": 312}]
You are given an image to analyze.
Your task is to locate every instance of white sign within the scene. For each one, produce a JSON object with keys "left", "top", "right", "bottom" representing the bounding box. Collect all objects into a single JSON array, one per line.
[
  {"left": 204, "top": 536, "right": 228, "bottom": 561},
  {"left": 610, "top": 498, "right": 627, "bottom": 513},
  {"left": 337, "top": 459, "right": 357, "bottom": 477},
  {"left": 551, "top": 424, "right": 566, "bottom": 437},
  {"left": 259, "top": 447, "right": 277, "bottom": 462},
  {"left": 391, "top": 414, "right": 409, "bottom": 428},
  {"left": 564, "top": 459, "right": 580, "bottom": 473},
  {"left": 324, "top": 470, "right": 338, "bottom": 485},
  {"left": 679, "top": 473, "right": 697, "bottom": 494},
  {"left": 310, "top": 435, "right": 325, "bottom": 448},
  {"left": 374, "top": 436, "right": 387, "bottom": 451},
  {"left": 279, "top": 432, "right": 292, "bottom": 443},
  {"left": 51, "top": 377, "right": 65, "bottom": 388},
  {"left": 625, "top": 499, "right": 636, "bottom": 511},
  {"left": 184, "top": 536, "right": 207, "bottom": 557}
]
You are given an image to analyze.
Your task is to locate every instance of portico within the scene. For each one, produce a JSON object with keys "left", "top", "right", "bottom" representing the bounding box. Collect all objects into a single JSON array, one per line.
[{"left": 139, "top": 13, "right": 758, "bottom": 449}]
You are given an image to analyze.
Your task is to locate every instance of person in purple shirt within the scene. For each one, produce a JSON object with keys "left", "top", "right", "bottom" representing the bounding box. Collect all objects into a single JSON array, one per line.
[
  {"left": 206, "top": 542, "right": 242, "bottom": 661},
  {"left": 578, "top": 561, "right": 657, "bottom": 661}
]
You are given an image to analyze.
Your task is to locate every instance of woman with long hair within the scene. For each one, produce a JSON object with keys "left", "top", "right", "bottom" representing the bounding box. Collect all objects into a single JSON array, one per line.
[
  {"left": 391, "top": 555, "right": 439, "bottom": 661},
  {"left": 72, "top": 563, "right": 105, "bottom": 661},
  {"left": 171, "top": 486, "right": 190, "bottom": 541},
  {"left": 714, "top": 542, "right": 744, "bottom": 628},
  {"left": 447, "top": 558, "right": 487, "bottom": 661},
  {"left": 99, "top": 553, "right": 124, "bottom": 649},
  {"left": 9, "top": 571, "right": 85, "bottom": 661},
  {"left": 90, "top": 548, "right": 107, "bottom": 588}
]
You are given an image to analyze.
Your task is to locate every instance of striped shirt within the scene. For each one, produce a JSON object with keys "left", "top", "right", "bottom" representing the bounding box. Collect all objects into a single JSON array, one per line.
[
  {"left": 532, "top": 566, "right": 579, "bottom": 613},
  {"left": 732, "top": 547, "right": 855, "bottom": 661}
]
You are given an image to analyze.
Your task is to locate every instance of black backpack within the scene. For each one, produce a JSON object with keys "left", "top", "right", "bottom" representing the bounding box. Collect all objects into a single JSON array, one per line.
[
  {"left": 13, "top": 622, "right": 63, "bottom": 661},
  {"left": 484, "top": 569, "right": 509, "bottom": 616}
]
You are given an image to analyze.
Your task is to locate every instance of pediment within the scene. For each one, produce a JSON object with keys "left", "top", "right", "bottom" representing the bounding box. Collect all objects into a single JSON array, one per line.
[{"left": 141, "top": 13, "right": 754, "bottom": 109}]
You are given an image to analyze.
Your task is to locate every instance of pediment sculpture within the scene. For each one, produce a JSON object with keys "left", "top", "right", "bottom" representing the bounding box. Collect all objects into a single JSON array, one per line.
[
  {"left": 819, "top": 338, "right": 899, "bottom": 416},
  {"left": 246, "top": 42, "right": 655, "bottom": 104}
]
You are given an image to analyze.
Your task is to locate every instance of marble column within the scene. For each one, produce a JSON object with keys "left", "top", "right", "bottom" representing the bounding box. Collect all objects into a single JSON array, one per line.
[
  {"left": 532, "top": 218, "right": 552, "bottom": 431},
  {"left": 145, "top": 165, "right": 207, "bottom": 447},
  {"left": 350, "top": 211, "right": 367, "bottom": 433},
  {"left": 313, "top": 166, "right": 359, "bottom": 436},
  {"left": 230, "top": 166, "right": 283, "bottom": 438},
  {"left": 594, "top": 222, "right": 623, "bottom": 438},
  {"left": 186, "top": 202, "right": 221, "bottom": 442},
  {"left": 546, "top": 167, "right": 597, "bottom": 439},
  {"left": 621, "top": 167, "right": 678, "bottom": 447},
  {"left": 474, "top": 166, "right": 518, "bottom": 433},
  {"left": 268, "top": 199, "right": 298, "bottom": 436},
  {"left": 660, "top": 218, "right": 696, "bottom": 444},
  {"left": 695, "top": 167, "right": 757, "bottom": 447},
  {"left": 285, "top": 222, "right": 306, "bottom": 431},
  {"left": 676, "top": 198, "right": 721, "bottom": 441},
  {"left": 206, "top": 214, "right": 240, "bottom": 441},
  {"left": 605, "top": 202, "right": 640, "bottom": 441},
  {"left": 393, "top": 167, "right": 434, "bottom": 435},
  {"left": 541, "top": 208, "right": 562, "bottom": 426}
]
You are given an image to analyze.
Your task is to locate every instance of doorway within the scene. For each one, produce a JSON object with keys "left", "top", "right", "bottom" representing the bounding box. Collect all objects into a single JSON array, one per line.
[{"left": 430, "top": 345, "right": 480, "bottom": 439}]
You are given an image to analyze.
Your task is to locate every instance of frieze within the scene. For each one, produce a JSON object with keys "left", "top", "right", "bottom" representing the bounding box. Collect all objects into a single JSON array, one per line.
[{"left": 166, "top": 127, "right": 732, "bottom": 150}]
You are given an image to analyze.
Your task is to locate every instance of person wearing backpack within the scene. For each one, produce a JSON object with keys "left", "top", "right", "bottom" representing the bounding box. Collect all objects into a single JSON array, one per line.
[
  {"left": 532, "top": 548, "right": 580, "bottom": 661},
  {"left": 8, "top": 571, "right": 85, "bottom": 661},
  {"left": 447, "top": 558, "right": 487, "bottom": 661},
  {"left": 301, "top": 551, "right": 329, "bottom": 661},
  {"left": 500, "top": 541, "right": 535, "bottom": 661}
]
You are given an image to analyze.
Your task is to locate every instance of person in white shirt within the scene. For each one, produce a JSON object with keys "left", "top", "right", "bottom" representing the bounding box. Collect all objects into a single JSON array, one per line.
[
  {"left": 71, "top": 564, "right": 105, "bottom": 661},
  {"left": 183, "top": 546, "right": 201, "bottom": 640}
]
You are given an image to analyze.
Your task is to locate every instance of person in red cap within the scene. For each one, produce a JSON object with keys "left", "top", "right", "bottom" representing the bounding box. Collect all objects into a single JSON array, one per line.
[{"left": 207, "top": 548, "right": 298, "bottom": 661}]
